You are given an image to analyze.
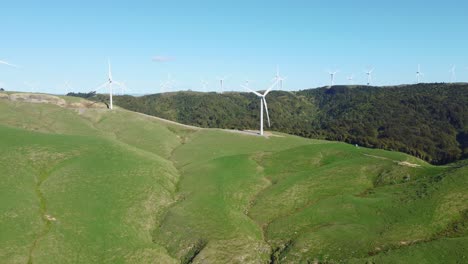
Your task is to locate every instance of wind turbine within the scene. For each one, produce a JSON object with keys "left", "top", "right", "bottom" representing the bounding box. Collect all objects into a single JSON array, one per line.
[
  {"left": 416, "top": 64, "right": 424, "bottom": 83},
  {"left": 450, "top": 65, "right": 456, "bottom": 83},
  {"left": 328, "top": 70, "right": 339, "bottom": 87},
  {"left": 241, "top": 79, "right": 279, "bottom": 136},
  {"left": 272, "top": 65, "right": 287, "bottom": 90},
  {"left": 365, "top": 68, "right": 374, "bottom": 86},
  {"left": 95, "top": 60, "right": 123, "bottom": 110},
  {"left": 216, "top": 75, "right": 228, "bottom": 93},
  {"left": 347, "top": 75, "right": 354, "bottom": 85}
]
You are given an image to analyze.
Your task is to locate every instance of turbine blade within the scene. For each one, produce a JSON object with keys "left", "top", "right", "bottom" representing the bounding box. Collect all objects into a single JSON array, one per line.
[
  {"left": 241, "top": 85, "right": 262, "bottom": 97},
  {"left": 108, "top": 59, "right": 112, "bottom": 80},
  {"left": 95, "top": 82, "right": 109, "bottom": 91},
  {"left": 0, "top": 60, "right": 19, "bottom": 68},
  {"left": 263, "top": 79, "right": 279, "bottom": 96},
  {"left": 263, "top": 98, "right": 271, "bottom": 127}
]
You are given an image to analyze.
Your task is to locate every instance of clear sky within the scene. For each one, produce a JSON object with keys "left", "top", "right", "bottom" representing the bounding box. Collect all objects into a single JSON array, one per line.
[{"left": 1, "top": 0, "right": 468, "bottom": 94}]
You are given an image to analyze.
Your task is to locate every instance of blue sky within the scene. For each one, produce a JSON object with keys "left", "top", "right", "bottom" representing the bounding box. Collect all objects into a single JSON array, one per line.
[{"left": 1, "top": 0, "right": 468, "bottom": 94}]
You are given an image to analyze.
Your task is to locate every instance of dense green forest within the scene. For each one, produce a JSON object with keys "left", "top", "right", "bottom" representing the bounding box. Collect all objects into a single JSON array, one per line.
[{"left": 72, "top": 83, "right": 468, "bottom": 165}]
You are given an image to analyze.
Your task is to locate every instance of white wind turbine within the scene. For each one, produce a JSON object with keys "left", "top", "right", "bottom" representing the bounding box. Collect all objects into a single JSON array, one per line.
[
  {"left": 95, "top": 60, "right": 123, "bottom": 110},
  {"left": 216, "top": 75, "right": 228, "bottom": 93},
  {"left": 416, "top": 64, "right": 424, "bottom": 83},
  {"left": 450, "top": 65, "right": 456, "bottom": 83},
  {"left": 328, "top": 70, "right": 339, "bottom": 87},
  {"left": 272, "top": 65, "right": 287, "bottom": 90},
  {"left": 242, "top": 79, "right": 279, "bottom": 136},
  {"left": 365, "top": 68, "right": 374, "bottom": 85}
]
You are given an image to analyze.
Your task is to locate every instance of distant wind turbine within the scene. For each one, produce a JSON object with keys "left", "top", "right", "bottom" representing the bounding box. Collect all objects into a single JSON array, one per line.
[
  {"left": 272, "top": 65, "right": 287, "bottom": 90},
  {"left": 95, "top": 59, "right": 123, "bottom": 110},
  {"left": 416, "top": 64, "right": 424, "bottom": 83},
  {"left": 242, "top": 79, "right": 279, "bottom": 136},
  {"left": 365, "top": 68, "right": 374, "bottom": 86},
  {"left": 328, "top": 70, "right": 339, "bottom": 87},
  {"left": 450, "top": 65, "right": 456, "bottom": 83},
  {"left": 216, "top": 75, "right": 229, "bottom": 93}
]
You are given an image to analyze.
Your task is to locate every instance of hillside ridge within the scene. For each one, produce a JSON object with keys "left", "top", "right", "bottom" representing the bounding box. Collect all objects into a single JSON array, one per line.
[{"left": 99, "top": 83, "right": 468, "bottom": 165}]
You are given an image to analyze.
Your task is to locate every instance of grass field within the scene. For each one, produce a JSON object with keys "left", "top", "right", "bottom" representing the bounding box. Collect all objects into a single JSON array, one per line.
[{"left": 0, "top": 93, "right": 467, "bottom": 263}]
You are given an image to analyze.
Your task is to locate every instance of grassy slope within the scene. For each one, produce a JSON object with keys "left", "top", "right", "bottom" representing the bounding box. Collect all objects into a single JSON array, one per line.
[
  {"left": 0, "top": 99, "right": 182, "bottom": 263},
  {"left": 0, "top": 95, "right": 467, "bottom": 263}
]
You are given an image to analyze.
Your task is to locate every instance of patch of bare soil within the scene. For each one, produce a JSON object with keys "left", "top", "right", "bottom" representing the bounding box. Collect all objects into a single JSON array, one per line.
[{"left": 1, "top": 93, "right": 106, "bottom": 109}]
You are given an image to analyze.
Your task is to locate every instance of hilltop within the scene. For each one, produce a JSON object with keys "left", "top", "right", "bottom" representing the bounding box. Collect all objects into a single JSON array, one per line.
[
  {"left": 101, "top": 83, "right": 468, "bottom": 165},
  {"left": 0, "top": 92, "right": 467, "bottom": 263}
]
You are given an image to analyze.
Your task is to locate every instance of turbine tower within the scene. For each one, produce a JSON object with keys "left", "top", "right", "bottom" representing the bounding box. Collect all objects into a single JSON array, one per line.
[
  {"left": 416, "top": 64, "right": 424, "bottom": 83},
  {"left": 216, "top": 75, "right": 228, "bottom": 93},
  {"left": 450, "top": 65, "right": 456, "bottom": 83},
  {"left": 328, "top": 70, "right": 339, "bottom": 87},
  {"left": 242, "top": 79, "right": 279, "bottom": 136},
  {"left": 365, "top": 68, "right": 374, "bottom": 86},
  {"left": 95, "top": 60, "right": 123, "bottom": 110}
]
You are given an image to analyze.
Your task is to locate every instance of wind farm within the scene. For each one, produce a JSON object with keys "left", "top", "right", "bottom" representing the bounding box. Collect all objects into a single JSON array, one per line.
[{"left": 1, "top": 1, "right": 467, "bottom": 264}]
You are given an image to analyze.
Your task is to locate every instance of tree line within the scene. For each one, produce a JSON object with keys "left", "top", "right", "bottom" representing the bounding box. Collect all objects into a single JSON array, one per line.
[{"left": 71, "top": 83, "right": 468, "bottom": 165}]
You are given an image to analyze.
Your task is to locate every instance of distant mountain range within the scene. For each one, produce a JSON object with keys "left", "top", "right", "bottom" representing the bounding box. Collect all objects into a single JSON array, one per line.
[{"left": 73, "top": 83, "right": 468, "bottom": 165}]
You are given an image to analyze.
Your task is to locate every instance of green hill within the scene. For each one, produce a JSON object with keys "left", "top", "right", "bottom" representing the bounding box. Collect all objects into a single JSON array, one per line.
[
  {"left": 1, "top": 92, "right": 467, "bottom": 263},
  {"left": 107, "top": 83, "right": 468, "bottom": 165}
]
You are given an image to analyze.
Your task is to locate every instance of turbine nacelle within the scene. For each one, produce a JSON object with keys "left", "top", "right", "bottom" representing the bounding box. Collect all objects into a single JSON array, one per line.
[
  {"left": 95, "top": 60, "right": 124, "bottom": 110},
  {"left": 241, "top": 79, "right": 279, "bottom": 135}
]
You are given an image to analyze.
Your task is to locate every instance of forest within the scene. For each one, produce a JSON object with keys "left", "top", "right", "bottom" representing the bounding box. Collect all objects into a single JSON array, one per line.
[{"left": 70, "top": 83, "right": 468, "bottom": 165}]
